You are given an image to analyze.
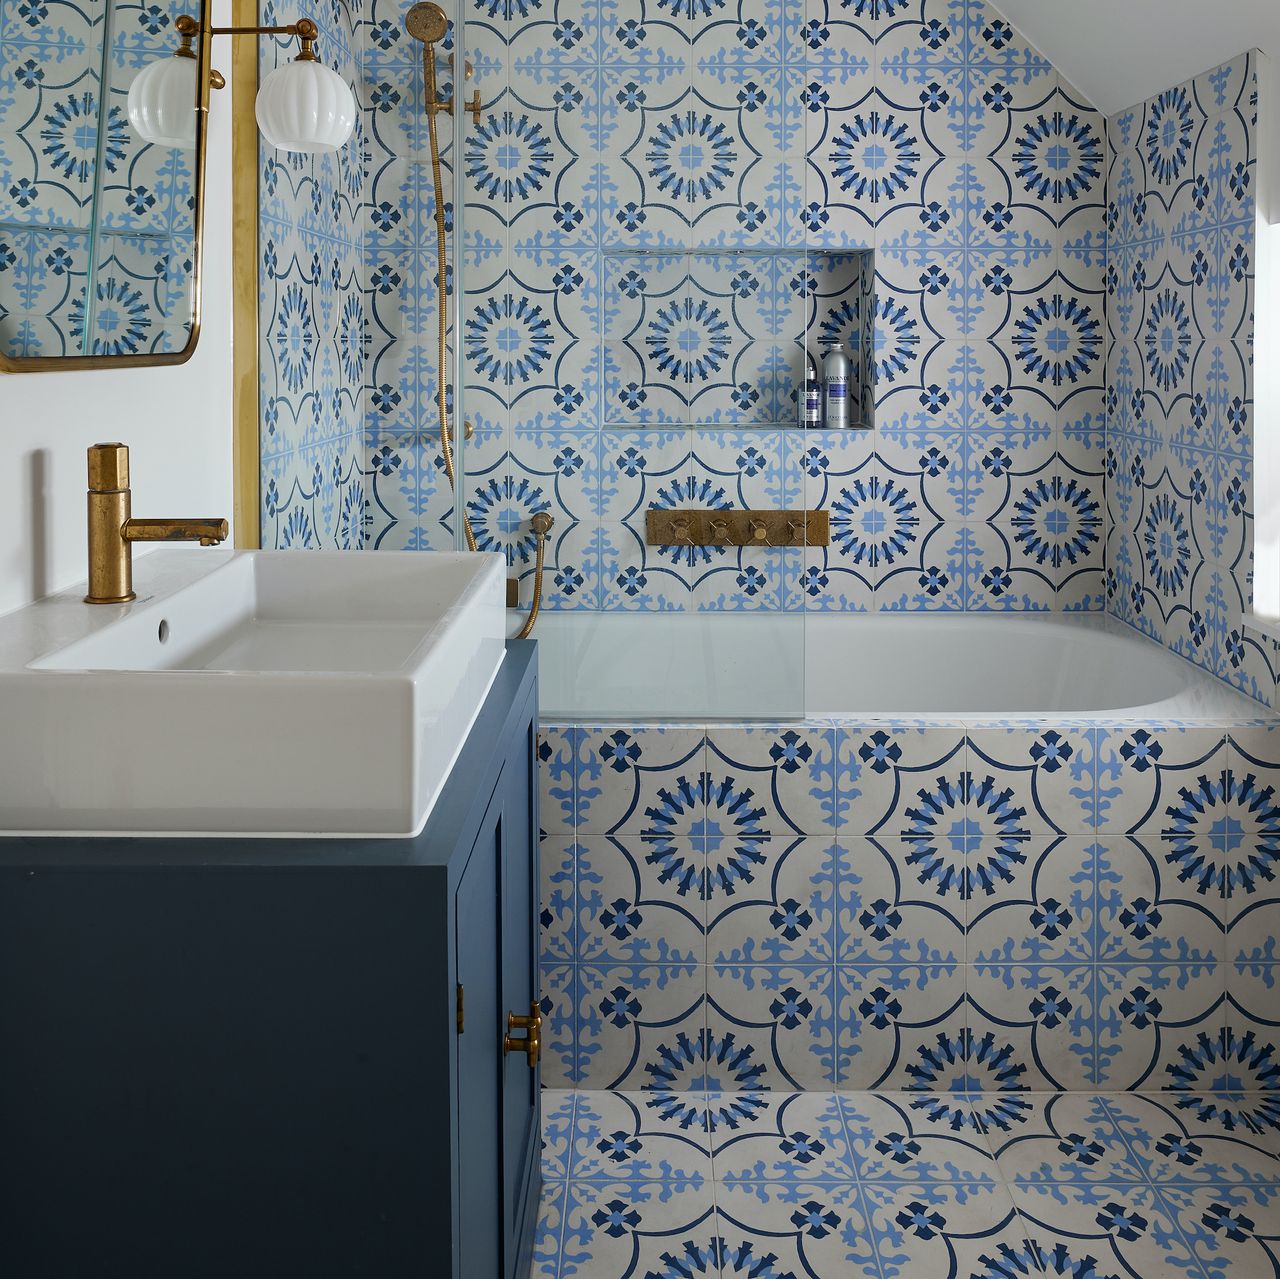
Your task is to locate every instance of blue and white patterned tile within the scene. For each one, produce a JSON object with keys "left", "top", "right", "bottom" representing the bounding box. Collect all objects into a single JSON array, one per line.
[
  {"left": 967, "top": 838, "right": 1097, "bottom": 966},
  {"left": 705, "top": 837, "right": 837, "bottom": 966},
  {"left": 541, "top": 835, "right": 578, "bottom": 965},
  {"left": 981, "top": 1090, "right": 1147, "bottom": 1185},
  {"left": 541, "top": 1090, "right": 577, "bottom": 1182},
  {"left": 1094, "top": 961, "right": 1226, "bottom": 1092},
  {"left": 837, "top": 961, "right": 967, "bottom": 1090},
  {"left": 1162, "top": 1183, "right": 1280, "bottom": 1279},
  {"left": 840, "top": 1090, "right": 999, "bottom": 1182},
  {"left": 704, "top": 724, "right": 838, "bottom": 835},
  {"left": 532, "top": 1179, "right": 719, "bottom": 1279},
  {"left": 540, "top": 962, "right": 584, "bottom": 1088},
  {"left": 575, "top": 961, "right": 706, "bottom": 1091},
  {"left": 967, "top": 726, "right": 1099, "bottom": 835},
  {"left": 1102, "top": 1091, "right": 1280, "bottom": 1185},
  {"left": 707, "top": 1088, "right": 857, "bottom": 1183},
  {"left": 1092, "top": 725, "right": 1228, "bottom": 835},
  {"left": 856, "top": 1180, "right": 1032, "bottom": 1279},
  {"left": 965, "top": 961, "right": 1096, "bottom": 1090},
  {"left": 707, "top": 960, "right": 839, "bottom": 1090},
  {"left": 602, "top": 252, "right": 691, "bottom": 423},
  {"left": 1095, "top": 835, "right": 1225, "bottom": 966},
  {"left": 835, "top": 722, "right": 968, "bottom": 837},
  {"left": 841, "top": 837, "right": 966, "bottom": 965},
  {"left": 576, "top": 835, "right": 706, "bottom": 965},
  {"left": 568, "top": 1089, "right": 713, "bottom": 1182},
  {"left": 575, "top": 725, "right": 707, "bottom": 836},
  {"left": 714, "top": 1179, "right": 875, "bottom": 1277},
  {"left": 539, "top": 725, "right": 581, "bottom": 834},
  {"left": 1010, "top": 1183, "right": 1208, "bottom": 1279}
]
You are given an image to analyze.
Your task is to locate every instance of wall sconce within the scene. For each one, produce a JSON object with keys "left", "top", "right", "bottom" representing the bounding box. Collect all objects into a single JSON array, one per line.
[{"left": 127, "top": 12, "right": 356, "bottom": 154}]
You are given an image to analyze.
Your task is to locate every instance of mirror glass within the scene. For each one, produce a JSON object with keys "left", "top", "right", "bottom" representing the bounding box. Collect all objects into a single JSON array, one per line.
[{"left": 0, "top": 0, "right": 202, "bottom": 365}]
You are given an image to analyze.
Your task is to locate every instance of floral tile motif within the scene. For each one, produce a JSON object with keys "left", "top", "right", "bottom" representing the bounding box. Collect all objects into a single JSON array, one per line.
[
  {"left": 1010, "top": 1182, "right": 1207, "bottom": 1278},
  {"left": 568, "top": 1088, "right": 713, "bottom": 1182},
  {"left": 708, "top": 1088, "right": 857, "bottom": 1183},
  {"left": 574, "top": 961, "right": 706, "bottom": 1091},
  {"left": 532, "top": 1178, "right": 720, "bottom": 1279},
  {"left": 535, "top": 1090, "right": 1280, "bottom": 1278},
  {"left": 839, "top": 1090, "right": 999, "bottom": 1182}
]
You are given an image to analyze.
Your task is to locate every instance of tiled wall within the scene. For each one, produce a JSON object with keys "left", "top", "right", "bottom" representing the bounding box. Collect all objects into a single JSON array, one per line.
[
  {"left": 538, "top": 718, "right": 1280, "bottom": 1093},
  {"left": 0, "top": 0, "right": 197, "bottom": 357},
  {"left": 257, "top": 0, "right": 367, "bottom": 549},
  {"left": 353, "top": 0, "right": 1109, "bottom": 615},
  {"left": 1105, "top": 56, "right": 1272, "bottom": 705}
]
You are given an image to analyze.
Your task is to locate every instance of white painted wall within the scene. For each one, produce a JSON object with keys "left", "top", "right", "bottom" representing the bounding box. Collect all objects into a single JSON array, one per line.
[
  {"left": 990, "top": 0, "right": 1280, "bottom": 113},
  {"left": 0, "top": 1, "right": 236, "bottom": 619}
]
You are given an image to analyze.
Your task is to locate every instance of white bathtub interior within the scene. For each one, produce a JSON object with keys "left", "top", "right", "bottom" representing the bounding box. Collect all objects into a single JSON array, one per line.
[{"left": 535, "top": 612, "right": 1260, "bottom": 721}]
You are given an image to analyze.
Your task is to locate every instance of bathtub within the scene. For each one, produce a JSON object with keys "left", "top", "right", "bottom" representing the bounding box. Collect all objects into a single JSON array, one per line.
[{"left": 534, "top": 612, "right": 1261, "bottom": 721}]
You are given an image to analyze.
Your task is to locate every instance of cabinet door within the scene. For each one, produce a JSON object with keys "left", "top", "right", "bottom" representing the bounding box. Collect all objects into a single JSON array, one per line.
[
  {"left": 500, "top": 717, "right": 540, "bottom": 1276},
  {"left": 455, "top": 788, "right": 503, "bottom": 1279}
]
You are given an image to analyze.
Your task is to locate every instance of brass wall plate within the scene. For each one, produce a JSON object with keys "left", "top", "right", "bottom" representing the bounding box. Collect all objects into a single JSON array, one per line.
[{"left": 645, "top": 509, "right": 829, "bottom": 548}]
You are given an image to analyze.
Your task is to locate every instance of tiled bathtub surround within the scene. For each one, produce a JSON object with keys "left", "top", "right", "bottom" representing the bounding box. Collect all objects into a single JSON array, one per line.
[
  {"left": 535, "top": 1088, "right": 1280, "bottom": 1279},
  {"left": 538, "top": 719, "right": 1280, "bottom": 1094},
  {"left": 1105, "top": 57, "right": 1268, "bottom": 702}
]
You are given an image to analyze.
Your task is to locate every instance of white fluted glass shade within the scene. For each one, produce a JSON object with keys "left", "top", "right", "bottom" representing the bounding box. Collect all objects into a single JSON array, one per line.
[
  {"left": 127, "top": 54, "right": 198, "bottom": 148},
  {"left": 255, "top": 59, "right": 355, "bottom": 154}
]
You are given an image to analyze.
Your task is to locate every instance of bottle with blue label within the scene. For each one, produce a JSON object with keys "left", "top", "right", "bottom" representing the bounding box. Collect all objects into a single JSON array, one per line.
[
  {"left": 804, "top": 351, "right": 822, "bottom": 428},
  {"left": 821, "top": 338, "right": 850, "bottom": 430}
]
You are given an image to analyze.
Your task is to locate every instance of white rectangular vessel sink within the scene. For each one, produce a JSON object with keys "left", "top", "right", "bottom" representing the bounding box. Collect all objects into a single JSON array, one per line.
[{"left": 0, "top": 550, "right": 507, "bottom": 837}]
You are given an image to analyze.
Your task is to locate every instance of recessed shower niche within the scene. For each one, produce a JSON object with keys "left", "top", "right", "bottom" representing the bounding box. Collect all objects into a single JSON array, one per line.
[{"left": 602, "top": 248, "right": 874, "bottom": 431}]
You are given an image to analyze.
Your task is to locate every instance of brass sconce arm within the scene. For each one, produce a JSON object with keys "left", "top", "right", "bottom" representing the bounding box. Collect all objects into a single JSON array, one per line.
[{"left": 174, "top": 11, "right": 324, "bottom": 91}]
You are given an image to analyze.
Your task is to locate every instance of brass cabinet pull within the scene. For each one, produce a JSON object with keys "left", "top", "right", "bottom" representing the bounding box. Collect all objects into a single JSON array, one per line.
[{"left": 503, "top": 1001, "right": 541, "bottom": 1069}]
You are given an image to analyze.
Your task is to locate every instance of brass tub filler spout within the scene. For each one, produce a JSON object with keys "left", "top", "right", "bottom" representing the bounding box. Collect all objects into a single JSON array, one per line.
[{"left": 85, "top": 443, "right": 229, "bottom": 604}]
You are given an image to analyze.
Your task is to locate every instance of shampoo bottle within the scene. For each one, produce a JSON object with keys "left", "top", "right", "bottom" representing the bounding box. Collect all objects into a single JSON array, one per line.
[{"left": 821, "top": 339, "right": 850, "bottom": 430}]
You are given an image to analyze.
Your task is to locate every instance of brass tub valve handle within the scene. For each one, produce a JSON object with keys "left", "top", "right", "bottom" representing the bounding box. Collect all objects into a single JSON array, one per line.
[
  {"left": 749, "top": 517, "right": 769, "bottom": 544},
  {"left": 709, "top": 517, "right": 730, "bottom": 544},
  {"left": 504, "top": 1002, "right": 541, "bottom": 1069},
  {"left": 670, "top": 516, "right": 694, "bottom": 545}
]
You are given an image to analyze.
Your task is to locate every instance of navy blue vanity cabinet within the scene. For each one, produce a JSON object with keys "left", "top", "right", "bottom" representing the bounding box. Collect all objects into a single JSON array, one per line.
[{"left": 0, "top": 642, "right": 540, "bottom": 1279}]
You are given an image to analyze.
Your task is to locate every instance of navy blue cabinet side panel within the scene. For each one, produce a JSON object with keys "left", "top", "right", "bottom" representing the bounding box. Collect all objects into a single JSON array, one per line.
[
  {"left": 456, "top": 790, "right": 504, "bottom": 1279},
  {"left": 502, "top": 714, "right": 541, "bottom": 1279},
  {"left": 0, "top": 643, "right": 539, "bottom": 1279}
]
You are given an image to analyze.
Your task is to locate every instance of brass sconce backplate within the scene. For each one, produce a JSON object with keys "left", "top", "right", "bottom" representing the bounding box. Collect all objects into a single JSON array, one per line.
[{"left": 645, "top": 509, "right": 830, "bottom": 548}]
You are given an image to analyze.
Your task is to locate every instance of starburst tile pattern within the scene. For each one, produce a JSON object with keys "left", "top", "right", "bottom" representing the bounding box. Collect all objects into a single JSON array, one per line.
[
  {"left": 538, "top": 719, "right": 1280, "bottom": 1094},
  {"left": 1104, "top": 55, "right": 1262, "bottom": 702},
  {"left": 535, "top": 1088, "right": 1280, "bottom": 1278},
  {"left": 268, "top": 0, "right": 1116, "bottom": 614}
]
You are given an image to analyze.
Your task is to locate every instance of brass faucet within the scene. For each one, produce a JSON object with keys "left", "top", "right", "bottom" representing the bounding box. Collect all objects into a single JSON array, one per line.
[{"left": 85, "top": 443, "right": 229, "bottom": 604}]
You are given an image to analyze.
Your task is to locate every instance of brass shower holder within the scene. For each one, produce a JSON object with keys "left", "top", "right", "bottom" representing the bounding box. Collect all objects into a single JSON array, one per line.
[{"left": 645, "top": 509, "right": 829, "bottom": 549}]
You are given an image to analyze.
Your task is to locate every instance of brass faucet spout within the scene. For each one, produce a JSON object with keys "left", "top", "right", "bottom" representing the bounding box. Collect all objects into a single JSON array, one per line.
[
  {"left": 84, "top": 443, "right": 229, "bottom": 604},
  {"left": 123, "top": 518, "right": 230, "bottom": 547}
]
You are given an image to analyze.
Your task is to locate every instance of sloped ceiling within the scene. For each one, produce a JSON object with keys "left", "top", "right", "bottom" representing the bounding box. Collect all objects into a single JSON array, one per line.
[{"left": 988, "top": 0, "right": 1279, "bottom": 114}]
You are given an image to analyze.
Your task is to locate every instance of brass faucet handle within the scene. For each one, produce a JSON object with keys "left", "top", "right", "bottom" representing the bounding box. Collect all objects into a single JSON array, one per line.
[
  {"left": 466, "top": 89, "right": 482, "bottom": 125},
  {"left": 87, "top": 442, "right": 130, "bottom": 492},
  {"left": 786, "top": 518, "right": 807, "bottom": 545},
  {"left": 708, "top": 517, "right": 731, "bottom": 543},
  {"left": 670, "top": 516, "right": 694, "bottom": 545},
  {"left": 749, "top": 517, "right": 769, "bottom": 544}
]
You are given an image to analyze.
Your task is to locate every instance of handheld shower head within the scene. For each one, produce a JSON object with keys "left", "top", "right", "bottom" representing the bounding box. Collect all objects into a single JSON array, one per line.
[{"left": 405, "top": 1, "right": 448, "bottom": 43}]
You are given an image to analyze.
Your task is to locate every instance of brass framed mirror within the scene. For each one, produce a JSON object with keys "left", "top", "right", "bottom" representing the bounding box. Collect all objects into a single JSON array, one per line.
[{"left": 0, "top": 0, "right": 210, "bottom": 371}]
